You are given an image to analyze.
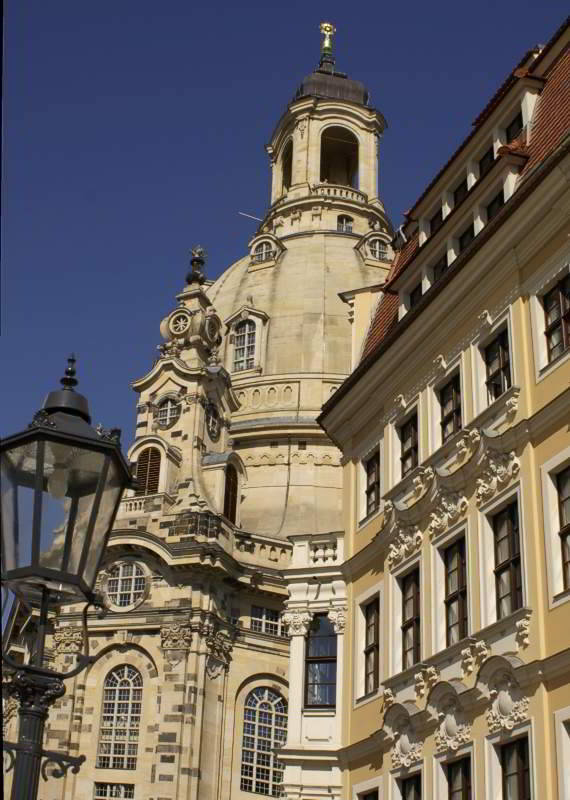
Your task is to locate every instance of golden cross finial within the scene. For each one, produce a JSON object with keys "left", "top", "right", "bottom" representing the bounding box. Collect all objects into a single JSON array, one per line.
[{"left": 320, "top": 22, "right": 336, "bottom": 55}]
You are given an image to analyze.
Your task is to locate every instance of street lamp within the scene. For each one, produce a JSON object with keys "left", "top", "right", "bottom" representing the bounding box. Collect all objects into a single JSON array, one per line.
[{"left": 1, "top": 356, "right": 133, "bottom": 800}]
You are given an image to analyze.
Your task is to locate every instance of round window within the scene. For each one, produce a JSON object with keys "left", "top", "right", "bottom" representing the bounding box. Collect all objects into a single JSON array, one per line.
[
  {"left": 169, "top": 312, "right": 191, "bottom": 336},
  {"left": 105, "top": 562, "right": 148, "bottom": 611},
  {"left": 156, "top": 398, "right": 180, "bottom": 429}
]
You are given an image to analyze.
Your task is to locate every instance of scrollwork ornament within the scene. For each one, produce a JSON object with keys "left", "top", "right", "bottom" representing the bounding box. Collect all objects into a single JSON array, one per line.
[
  {"left": 412, "top": 466, "right": 434, "bottom": 497},
  {"left": 53, "top": 627, "right": 84, "bottom": 655},
  {"left": 461, "top": 639, "right": 490, "bottom": 677},
  {"left": 515, "top": 610, "right": 532, "bottom": 649},
  {"left": 456, "top": 428, "right": 481, "bottom": 460},
  {"left": 486, "top": 676, "right": 529, "bottom": 733},
  {"left": 476, "top": 449, "right": 519, "bottom": 506},
  {"left": 281, "top": 610, "right": 312, "bottom": 637},
  {"left": 414, "top": 665, "right": 439, "bottom": 700},
  {"left": 387, "top": 527, "right": 422, "bottom": 571},
  {"left": 160, "top": 623, "right": 192, "bottom": 650},
  {"left": 205, "top": 631, "right": 233, "bottom": 678},
  {"left": 428, "top": 490, "right": 468, "bottom": 538},
  {"left": 383, "top": 688, "right": 394, "bottom": 710},
  {"left": 435, "top": 702, "right": 471, "bottom": 753},
  {"left": 327, "top": 607, "right": 347, "bottom": 634}
]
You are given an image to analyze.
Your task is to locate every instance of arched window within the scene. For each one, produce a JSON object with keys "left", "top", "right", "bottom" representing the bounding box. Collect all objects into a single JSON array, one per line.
[
  {"left": 369, "top": 238, "right": 388, "bottom": 260},
  {"left": 156, "top": 398, "right": 180, "bottom": 428},
  {"left": 224, "top": 464, "right": 238, "bottom": 523},
  {"left": 135, "top": 447, "right": 160, "bottom": 496},
  {"left": 96, "top": 665, "right": 142, "bottom": 770},
  {"left": 320, "top": 126, "right": 359, "bottom": 187},
  {"left": 253, "top": 242, "right": 273, "bottom": 264},
  {"left": 337, "top": 215, "right": 353, "bottom": 233},
  {"left": 240, "top": 687, "right": 287, "bottom": 796},
  {"left": 234, "top": 319, "right": 256, "bottom": 371},
  {"left": 282, "top": 140, "right": 293, "bottom": 192},
  {"left": 107, "top": 563, "right": 146, "bottom": 608}
]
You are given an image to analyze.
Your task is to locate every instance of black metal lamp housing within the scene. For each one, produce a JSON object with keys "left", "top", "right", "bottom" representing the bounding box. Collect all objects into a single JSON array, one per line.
[{"left": 1, "top": 357, "right": 133, "bottom": 608}]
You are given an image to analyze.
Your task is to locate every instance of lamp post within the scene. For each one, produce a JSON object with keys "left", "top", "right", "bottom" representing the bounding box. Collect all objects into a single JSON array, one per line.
[{"left": 1, "top": 357, "right": 133, "bottom": 800}]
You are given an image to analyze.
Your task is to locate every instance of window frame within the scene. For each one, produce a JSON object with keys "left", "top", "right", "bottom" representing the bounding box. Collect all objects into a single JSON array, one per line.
[
  {"left": 399, "top": 413, "right": 419, "bottom": 479},
  {"left": 492, "top": 501, "right": 523, "bottom": 620},
  {"left": 432, "top": 252, "right": 449, "bottom": 283},
  {"left": 369, "top": 238, "right": 388, "bottom": 260},
  {"left": 484, "top": 328, "right": 512, "bottom": 404},
  {"left": 445, "top": 755, "right": 472, "bottom": 800},
  {"left": 106, "top": 562, "right": 147, "bottom": 611},
  {"left": 478, "top": 145, "right": 495, "bottom": 180},
  {"left": 96, "top": 665, "right": 143, "bottom": 771},
  {"left": 543, "top": 274, "right": 570, "bottom": 364},
  {"left": 453, "top": 176, "right": 469, "bottom": 207},
  {"left": 253, "top": 241, "right": 274, "bottom": 264},
  {"left": 443, "top": 537, "right": 468, "bottom": 646},
  {"left": 233, "top": 318, "right": 257, "bottom": 372},
  {"left": 337, "top": 215, "right": 354, "bottom": 233},
  {"left": 94, "top": 784, "right": 135, "bottom": 799},
  {"left": 400, "top": 772, "right": 422, "bottom": 800},
  {"left": 557, "top": 466, "right": 570, "bottom": 591},
  {"left": 440, "top": 373, "right": 462, "bottom": 444},
  {"left": 485, "top": 188, "right": 505, "bottom": 222},
  {"left": 134, "top": 447, "right": 161, "bottom": 496},
  {"left": 505, "top": 110, "right": 524, "bottom": 144},
  {"left": 304, "top": 614, "right": 337, "bottom": 709},
  {"left": 239, "top": 686, "right": 287, "bottom": 797},
  {"left": 500, "top": 736, "right": 531, "bottom": 800},
  {"left": 458, "top": 221, "right": 475, "bottom": 253},
  {"left": 223, "top": 463, "right": 239, "bottom": 523},
  {"left": 250, "top": 605, "right": 283, "bottom": 637},
  {"left": 364, "top": 450, "right": 381, "bottom": 518},
  {"left": 401, "top": 568, "right": 421, "bottom": 670},
  {"left": 363, "top": 597, "right": 380, "bottom": 696}
]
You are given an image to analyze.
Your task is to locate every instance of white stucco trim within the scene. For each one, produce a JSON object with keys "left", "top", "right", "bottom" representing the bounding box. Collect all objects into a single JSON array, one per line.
[
  {"left": 388, "top": 553, "right": 423, "bottom": 678},
  {"left": 540, "top": 446, "right": 570, "bottom": 608},
  {"left": 388, "top": 763, "right": 423, "bottom": 800},
  {"left": 353, "top": 581, "right": 384, "bottom": 704},
  {"left": 352, "top": 774, "right": 382, "bottom": 799},
  {"left": 429, "top": 521, "right": 471, "bottom": 655}
]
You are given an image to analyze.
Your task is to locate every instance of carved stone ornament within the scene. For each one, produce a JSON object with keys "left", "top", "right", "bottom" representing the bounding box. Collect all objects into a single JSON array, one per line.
[
  {"left": 479, "top": 309, "right": 493, "bottom": 328},
  {"left": 434, "top": 700, "right": 472, "bottom": 753},
  {"left": 205, "top": 631, "right": 233, "bottom": 678},
  {"left": 461, "top": 639, "right": 490, "bottom": 677},
  {"left": 515, "top": 610, "right": 532, "bottom": 649},
  {"left": 428, "top": 491, "right": 468, "bottom": 538},
  {"left": 2, "top": 696, "right": 18, "bottom": 737},
  {"left": 505, "top": 395, "right": 519, "bottom": 419},
  {"left": 296, "top": 116, "right": 307, "bottom": 139},
  {"left": 412, "top": 466, "right": 434, "bottom": 497},
  {"left": 414, "top": 665, "right": 440, "bottom": 700},
  {"left": 456, "top": 428, "right": 481, "bottom": 460},
  {"left": 475, "top": 449, "right": 520, "bottom": 506},
  {"left": 386, "top": 527, "right": 423, "bottom": 572},
  {"left": 486, "top": 674, "right": 529, "bottom": 733},
  {"left": 160, "top": 623, "right": 193, "bottom": 650},
  {"left": 53, "top": 627, "right": 84, "bottom": 655},
  {"left": 157, "top": 340, "right": 183, "bottom": 360},
  {"left": 433, "top": 354, "right": 447, "bottom": 373},
  {"left": 281, "top": 610, "right": 312, "bottom": 637},
  {"left": 327, "top": 607, "right": 347, "bottom": 634},
  {"left": 393, "top": 394, "right": 407, "bottom": 414},
  {"left": 383, "top": 688, "right": 394, "bottom": 710},
  {"left": 391, "top": 720, "right": 423, "bottom": 769}
]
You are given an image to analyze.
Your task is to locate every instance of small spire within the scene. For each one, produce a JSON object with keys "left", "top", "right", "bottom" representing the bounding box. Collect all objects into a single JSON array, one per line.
[
  {"left": 186, "top": 246, "right": 207, "bottom": 286},
  {"left": 319, "top": 22, "right": 336, "bottom": 69},
  {"left": 60, "top": 354, "right": 78, "bottom": 391}
]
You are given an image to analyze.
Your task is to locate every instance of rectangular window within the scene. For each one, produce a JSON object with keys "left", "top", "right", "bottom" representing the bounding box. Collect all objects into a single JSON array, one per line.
[
  {"left": 251, "top": 606, "right": 282, "bottom": 636},
  {"left": 543, "top": 275, "right": 570, "bottom": 362},
  {"left": 364, "top": 597, "right": 379, "bottom": 695},
  {"left": 493, "top": 502, "right": 523, "bottom": 619},
  {"left": 440, "top": 374, "right": 462, "bottom": 443},
  {"left": 94, "top": 785, "right": 135, "bottom": 799},
  {"left": 557, "top": 467, "right": 570, "bottom": 591},
  {"left": 446, "top": 756, "right": 471, "bottom": 800},
  {"left": 364, "top": 451, "right": 381, "bottom": 517},
  {"left": 402, "top": 569, "right": 420, "bottom": 669},
  {"left": 400, "top": 413, "right": 419, "bottom": 478},
  {"left": 444, "top": 538, "right": 468, "bottom": 645},
  {"left": 430, "top": 207, "right": 443, "bottom": 235},
  {"left": 401, "top": 773, "right": 422, "bottom": 800},
  {"left": 433, "top": 253, "right": 449, "bottom": 282},
  {"left": 409, "top": 282, "right": 423, "bottom": 309},
  {"left": 305, "top": 615, "right": 337, "bottom": 707},
  {"left": 486, "top": 189, "right": 505, "bottom": 222},
  {"left": 479, "top": 145, "right": 495, "bottom": 179},
  {"left": 360, "top": 792, "right": 379, "bottom": 800},
  {"left": 458, "top": 223, "right": 475, "bottom": 253},
  {"left": 484, "top": 330, "right": 511, "bottom": 403},
  {"left": 500, "top": 738, "right": 531, "bottom": 800},
  {"left": 453, "top": 177, "right": 469, "bottom": 207},
  {"left": 506, "top": 110, "right": 524, "bottom": 143}
]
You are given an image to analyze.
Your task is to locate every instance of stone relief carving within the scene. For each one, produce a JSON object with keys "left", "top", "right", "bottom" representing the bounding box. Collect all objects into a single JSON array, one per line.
[
  {"left": 428, "top": 490, "right": 468, "bottom": 538},
  {"left": 205, "top": 631, "right": 233, "bottom": 679},
  {"left": 160, "top": 623, "right": 193, "bottom": 650},
  {"left": 281, "top": 610, "right": 312, "bottom": 637},
  {"left": 328, "top": 607, "right": 347, "bottom": 634},
  {"left": 505, "top": 394, "right": 519, "bottom": 418},
  {"left": 393, "top": 394, "right": 407, "bottom": 414},
  {"left": 486, "top": 674, "right": 529, "bottom": 733},
  {"left": 383, "top": 688, "right": 394, "bottom": 710},
  {"left": 390, "top": 719, "right": 423, "bottom": 769},
  {"left": 53, "top": 627, "right": 84, "bottom": 654},
  {"left": 475, "top": 449, "right": 520, "bottom": 506},
  {"left": 434, "top": 699, "right": 472, "bottom": 753},
  {"left": 456, "top": 428, "right": 481, "bottom": 460},
  {"left": 479, "top": 309, "right": 493, "bottom": 328},
  {"left": 386, "top": 527, "right": 423, "bottom": 571},
  {"left": 414, "top": 665, "right": 440, "bottom": 700},
  {"left": 412, "top": 466, "right": 434, "bottom": 497},
  {"left": 515, "top": 610, "right": 532, "bottom": 649},
  {"left": 433, "top": 354, "right": 447, "bottom": 373},
  {"left": 461, "top": 639, "right": 490, "bottom": 677}
]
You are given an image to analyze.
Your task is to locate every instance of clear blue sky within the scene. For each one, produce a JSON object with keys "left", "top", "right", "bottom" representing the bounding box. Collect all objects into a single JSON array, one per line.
[{"left": 2, "top": 1, "right": 568, "bottom": 446}]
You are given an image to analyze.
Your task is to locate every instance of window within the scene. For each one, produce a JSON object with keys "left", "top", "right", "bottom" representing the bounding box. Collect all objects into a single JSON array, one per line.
[
  {"left": 444, "top": 538, "right": 468, "bottom": 645},
  {"left": 134, "top": 447, "right": 160, "bottom": 496},
  {"left": 240, "top": 687, "right": 287, "bottom": 797},
  {"left": 401, "top": 774, "right": 422, "bottom": 800},
  {"left": 369, "top": 238, "right": 388, "bottom": 260},
  {"left": 364, "top": 597, "right": 379, "bottom": 694},
  {"left": 493, "top": 502, "right": 522, "bottom": 619},
  {"left": 156, "top": 398, "right": 180, "bottom": 428},
  {"left": 364, "top": 450, "right": 380, "bottom": 517},
  {"left": 453, "top": 177, "right": 469, "bottom": 207},
  {"left": 321, "top": 126, "right": 359, "bottom": 187},
  {"left": 337, "top": 215, "right": 354, "bottom": 233},
  {"left": 557, "top": 467, "right": 570, "bottom": 590},
  {"left": 500, "top": 738, "right": 531, "bottom": 800},
  {"left": 409, "top": 283, "right": 423, "bottom": 309},
  {"left": 479, "top": 145, "right": 495, "bottom": 179},
  {"left": 282, "top": 140, "right": 293, "bottom": 191},
  {"left": 430, "top": 207, "right": 443, "bottom": 235},
  {"left": 400, "top": 413, "right": 418, "bottom": 478},
  {"left": 224, "top": 464, "right": 238, "bottom": 523},
  {"left": 360, "top": 792, "right": 379, "bottom": 800},
  {"left": 484, "top": 330, "right": 511, "bottom": 403},
  {"left": 402, "top": 569, "right": 420, "bottom": 669},
  {"left": 486, "top": 189, "right": 504, "bottom": 222},
  {"left": 440, "top": 374, "right": 462, "bottom": 443},
  {"left": 432, "top": 253, "right": 449, "bottom": 282},
  {"left": 234, "top": 319, "right": 256, "bottom": 371},
  {"left": 458, "top": 223, "right": 475, "bottom": 253},
  {"left": 107, "top": 563, "right": 146, "bottom": 609},
  {"left": 253, "top": 242, "right": 274, "bottom": 263},
  {"left": 506, "top": 110, "right": 524, "bottom": 143},
  {"left": 94, "top": 785, "right": 135, "bottom": 799},
  {"left": 251, "top": 606, "right": 283, "bottom": 636},
  {"left": 97, "top": 665, "right": 142, "bottom": 770},
  {"left": 446, "top": 756, "right": 471, "bottom": 800},
  {"left": 543, "top": 274, "right": 570, "bottom": 362},
  {"left": 305, "top": 615, "right": 337, "bottom": 707}
]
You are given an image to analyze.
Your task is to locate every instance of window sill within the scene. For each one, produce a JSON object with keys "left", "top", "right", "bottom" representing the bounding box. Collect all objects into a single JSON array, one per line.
[
  {"left": 232, "top": 366, "right": 263, "bottom": 379},
  {"left": 302, "top": 707, "right": 336, "bottom": 716},
  {"left": 358, "top": 506, "right": 383, "bottom": 530},
  {"left": 551, "top": 587, "right": 570, "bottom": 609},
  {"left": 537, "top": 347, "right": 570, "bottom": 383},
  {"left": 469, "top": 384, "right": 520, "bottom": 432},
  {"left": 353, "top": 688, "right": 382, "bottom": 709}
]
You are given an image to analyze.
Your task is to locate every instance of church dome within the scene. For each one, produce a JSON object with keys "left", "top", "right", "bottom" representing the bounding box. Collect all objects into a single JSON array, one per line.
[{"left": 294, "top": 66, "right": 369, "bottom": 106}]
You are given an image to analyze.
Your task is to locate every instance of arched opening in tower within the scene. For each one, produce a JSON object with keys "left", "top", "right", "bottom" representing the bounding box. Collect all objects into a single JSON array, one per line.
[
  {"left": 282, "top": 140, "right": 293, "bottom": 191},
  {"left": 320, "top": 127, "right": 359, "bottom": 188}
]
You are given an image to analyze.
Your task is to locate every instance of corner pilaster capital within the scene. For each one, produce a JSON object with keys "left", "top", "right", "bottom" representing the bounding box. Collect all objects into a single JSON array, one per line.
[{"left": 281, "top": 610, "right": 312, "bottom": 637}]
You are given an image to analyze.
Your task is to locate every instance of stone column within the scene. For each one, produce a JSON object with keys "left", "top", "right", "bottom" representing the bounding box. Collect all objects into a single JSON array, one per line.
[
  {"left": 328, "top": 607, "right": 347, "bottom": 746},
  {"left": 281, "top": 611, "right": 312, "bottom": 745}
]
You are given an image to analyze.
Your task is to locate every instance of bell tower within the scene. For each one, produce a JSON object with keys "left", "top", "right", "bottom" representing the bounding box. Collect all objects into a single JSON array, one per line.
[{"left": 264, "top": 22, "right": 389, "bottom": 238}]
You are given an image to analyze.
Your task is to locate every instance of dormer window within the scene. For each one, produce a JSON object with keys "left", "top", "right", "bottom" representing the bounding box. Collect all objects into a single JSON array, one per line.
[
  {"left": 369, "top": 238, "right": 387, "bottom": 260},
  {"left": 337, "top": 215, "right": 353, "bottom": 233},
  {"left": 478, "top": 145, "right": 495, "bottom": 179},
  {"left": 156, "top": 398, "right": 180, "bottom": 429},
  {"left": 429, "top": 207, "right": 443, "bottom": 235},
  {"left": 453, "top": 177, "right": 469, "bottom": 207},
  {"left": 409, "top": 282, "right": 423, "bottom": 309},
  {"left": 486, "top": 189, "right": 505, "bottom": 222},
  {"left": 253, "top": 241, "right": 274, "bottom": 263},
  {"left": 234, "top": 319, "right": 256, "bottom": 371},
  {"left": 458, "top": 222, "right": 475, "bottom": 253},
  {"left": 432, "top": 253, "right": 448, "bottom": 282},
  {"left": 506, "top": 110, "right": 524, "bottom": 143}
]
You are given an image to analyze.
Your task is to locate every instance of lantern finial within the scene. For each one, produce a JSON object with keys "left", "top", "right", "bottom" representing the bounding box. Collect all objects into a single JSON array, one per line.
[
  {"left": 60, "top": 354, "right": 78, "bottom": 390},
  {"left": 41, "top": 354, "right": 91, "bottom": 423}
]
